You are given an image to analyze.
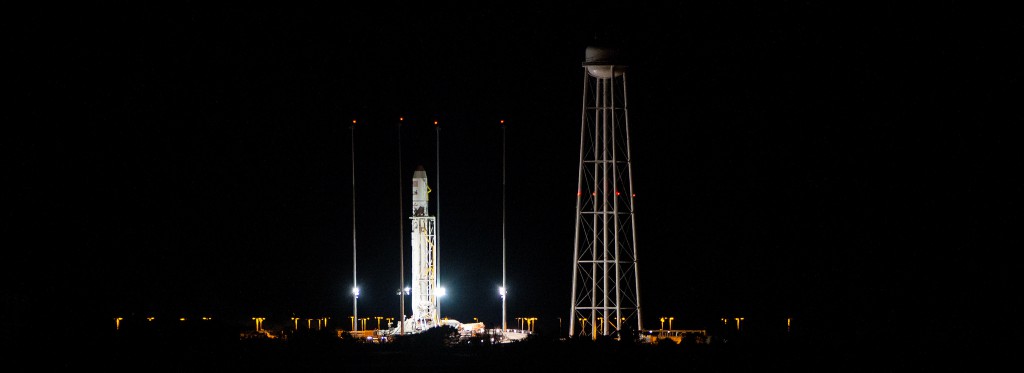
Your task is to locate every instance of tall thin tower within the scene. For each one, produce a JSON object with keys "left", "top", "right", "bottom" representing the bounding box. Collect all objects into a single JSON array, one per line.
[
  {"left": 569, "top": 45, "right": 643, "bottom": 339},
  {"left": 350, "top": 119, "right": 359, "bottom": 332}
]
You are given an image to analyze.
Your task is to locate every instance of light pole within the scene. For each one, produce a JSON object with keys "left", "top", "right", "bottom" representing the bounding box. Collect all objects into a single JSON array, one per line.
[
  {"left": 669, "top": 317, "right": 674, "bottom": 331},
  {"left": 659, "top": 317, "right": 665, "bottom": 330},
  {"left": 351, "top": 119, "right": 359, "bottom": 334},
  {"left": 435, "top": 120, "right": 444, "bottom": 332},
  {"left": 579, "top": 318, "right": 587, "bottom": 335},
  {"left": 349, "top": 316, "right": 355, "bottom": 331},
  {"left": 375, "top": 316, "right": 383, "bottom": 330},
  {"left": 397, "top": 117, "right": 405, "bottom": 336},
  {"left": 386, "top": 317, "right": 395, "bottom": 329},
  {"left": 500, "top": 119, "right": 508, "bottom": 334},
  {"left": 292, "top": 317, "right": 300, "bottom": 331},
  {"left": 252, "top": 317, "right": 265, "bottom": 332},
  {"left": 734, "top": 317, "right": 744, "bottom": 331},
  {"left": 115, "top": 317, "right": 123, "bottom": 331}
]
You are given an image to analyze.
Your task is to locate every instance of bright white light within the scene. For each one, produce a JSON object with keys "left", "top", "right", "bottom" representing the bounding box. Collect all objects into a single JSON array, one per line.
[
  {"left": 498, "top": 286, "right": 506, "bottom": 297},
  {"left": 404, "top": 287, "right": 411, "bottom": 295},
  {"left": 437, "top": 287, "right": 446, "bottom": 297},
  {"left": 352, "top": 287, "right": 360, "bottom": 296}
]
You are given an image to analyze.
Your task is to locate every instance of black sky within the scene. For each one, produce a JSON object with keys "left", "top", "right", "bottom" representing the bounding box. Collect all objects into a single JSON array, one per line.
[{"left": 8, "top": 2, "right": 1016, "bottom": 343}]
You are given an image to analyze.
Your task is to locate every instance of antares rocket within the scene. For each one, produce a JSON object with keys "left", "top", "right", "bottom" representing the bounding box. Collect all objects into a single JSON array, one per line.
[
  {"left": 403, "top": 165, "right": 440, "bottom": 332},
  {"left": 379, "top": 167, "right": 520, "bottom": 340}
]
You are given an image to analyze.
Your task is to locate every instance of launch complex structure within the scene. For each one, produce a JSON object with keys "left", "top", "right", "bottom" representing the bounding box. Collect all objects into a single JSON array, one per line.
[
  {"left": 569, "top": 44, "right": 644, "bottom": 340},
  {"left": 375, "top": 44, "right": 643, "bottom": 342},
  {"left": 379, "top": 166, "right": 519, "bottom": 341},
  {"left": 393, "top": 165, "right": 446, "bottom": 334}
]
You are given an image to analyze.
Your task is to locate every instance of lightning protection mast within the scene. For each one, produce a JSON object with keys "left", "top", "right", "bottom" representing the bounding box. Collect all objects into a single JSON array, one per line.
[{"left": 569, "top": 44, "right": 643, "bottom": 340}]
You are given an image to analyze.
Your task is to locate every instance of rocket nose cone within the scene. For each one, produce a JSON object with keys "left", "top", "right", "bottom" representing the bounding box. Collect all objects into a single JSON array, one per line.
[
  {"left": 415, "top": 165, "right": 425, "bottom": 171},
  {"left": 413, "top": 165, "right": 427, "bottom": 178}
]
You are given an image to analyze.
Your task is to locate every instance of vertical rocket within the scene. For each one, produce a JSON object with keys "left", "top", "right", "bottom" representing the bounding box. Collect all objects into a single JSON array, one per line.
[{"left": 409, "top": 165, "right": 438, "bottom": 330}]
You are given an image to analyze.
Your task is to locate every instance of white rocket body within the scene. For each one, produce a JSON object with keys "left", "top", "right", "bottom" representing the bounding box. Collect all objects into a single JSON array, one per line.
[{"left": 408, "top": 165, "right": 438, "bottom": 331}]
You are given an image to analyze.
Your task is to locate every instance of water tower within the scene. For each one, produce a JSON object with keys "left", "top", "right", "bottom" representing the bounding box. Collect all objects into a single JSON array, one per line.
[{"left": 569, "top": 45, "right": 644, "bottom": 339}]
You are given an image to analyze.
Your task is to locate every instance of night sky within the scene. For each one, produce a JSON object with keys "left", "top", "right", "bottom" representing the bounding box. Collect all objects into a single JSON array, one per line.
[{"left": 9, "top": 2, "right": 1014, "bottom": 343}]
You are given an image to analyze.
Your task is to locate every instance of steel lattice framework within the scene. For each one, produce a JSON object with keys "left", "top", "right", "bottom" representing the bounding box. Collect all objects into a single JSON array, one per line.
[
  {"left": 569, "top": 46, "right": 643, "bottom": 340},
  {"left": 410, "top": 215, "right": 438, "bottom": 327}
]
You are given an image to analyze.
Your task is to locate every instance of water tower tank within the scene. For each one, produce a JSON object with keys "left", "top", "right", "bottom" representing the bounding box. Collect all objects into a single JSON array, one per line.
[{"left": 584, "top": 45, "right": 627, "bottom": 79}]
